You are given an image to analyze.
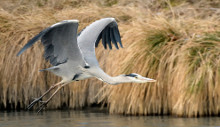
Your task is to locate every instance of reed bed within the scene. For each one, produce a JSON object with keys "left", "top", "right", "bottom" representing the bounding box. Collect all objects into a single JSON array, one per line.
[
  {"left": 0, "top": 2, "right": 141, "bottom": 110},
  {"left": 0, "top": 0, "right": 220, "bottom": 117},
  {"left": 97, "top": 16, "right": 220, "bottom": 117}
]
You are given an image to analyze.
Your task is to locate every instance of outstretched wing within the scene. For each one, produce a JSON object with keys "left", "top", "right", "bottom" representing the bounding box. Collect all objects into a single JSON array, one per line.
[
  {"left": 77, "top": 18, "right": 123, "bottom": 66},
  {"left": 17, "top": 20, "right": 85, "bottom": 66},
  {"left": 95, "top": 21, "right": 123, "bottom": 49}
]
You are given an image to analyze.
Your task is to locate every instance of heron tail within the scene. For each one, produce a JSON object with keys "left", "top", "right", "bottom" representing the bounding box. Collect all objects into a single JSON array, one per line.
[{"left": 39, "top": 66, "right": 59, "bottom": 72}]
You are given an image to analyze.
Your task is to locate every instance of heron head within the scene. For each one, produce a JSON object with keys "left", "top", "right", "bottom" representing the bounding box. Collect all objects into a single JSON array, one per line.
[{"left": 124, "top": 73, "right": 156, "bottom": 83}]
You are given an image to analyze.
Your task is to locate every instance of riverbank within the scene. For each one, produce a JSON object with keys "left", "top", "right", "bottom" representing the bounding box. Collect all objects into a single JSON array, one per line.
[
  {"left": 1, "top": 109, "right": 220, "bottom": 127},
  {"left": 0, "top": 0, "right": 219, "bottom": 117}
]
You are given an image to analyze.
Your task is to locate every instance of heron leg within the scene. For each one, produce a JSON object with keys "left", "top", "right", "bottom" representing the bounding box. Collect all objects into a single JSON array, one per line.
[
  {"left": 27, "top": 81, "right": 64, "bottom": 110},
  {"left": 37, "top": 83, "right": 68, "bottom": 113}
]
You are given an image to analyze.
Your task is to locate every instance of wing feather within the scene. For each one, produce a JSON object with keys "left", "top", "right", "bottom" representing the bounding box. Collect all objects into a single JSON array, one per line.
[
  {"left": 101, "top": 29, "right": 107, "bottom": 49},
  {"left": 17, "top": 20, "right": 85, "bottom": 67},
  {"left": 16, "top": 29, "right": 48, "bottom": 56},
  {"left": 105, "top": 27, "right": 112, "bottom": 49},
  {"left": 110, "top": 28, "right": 119, "bottom": 49},
  {"left": 113, "top": 27, "right": 123, "bottom": 48},
  {"left": 95, "top": 33, "right": 102, "bottom": 47},
  {"left": 94, "top": 21, "right": 123, "bottom": 49},
  {"left": 77, "top": 18, "right": 123, "bottom": 67}
]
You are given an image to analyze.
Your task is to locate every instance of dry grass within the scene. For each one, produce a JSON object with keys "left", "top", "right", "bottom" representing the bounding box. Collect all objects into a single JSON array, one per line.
[
  {"left": 97, "top": 15, "right": 220, "bottom": 116},
  {"left": 0, "top": 0, "right": 220, "bottom": 117},
  {"left": 0, "top": 1, "right": 141, "bottom": 110}
]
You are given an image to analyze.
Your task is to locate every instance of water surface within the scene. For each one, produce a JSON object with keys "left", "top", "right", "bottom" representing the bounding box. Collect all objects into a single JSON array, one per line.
[{"left": 0, "top": 108, "right": 220, "bottom": 127}]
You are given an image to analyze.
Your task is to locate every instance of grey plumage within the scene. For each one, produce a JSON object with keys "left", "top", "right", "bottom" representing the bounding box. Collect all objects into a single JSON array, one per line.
[
  {"left": 17, "top": 18, "right": 123, "bottom": 81},
  {"left": 17, "top": 18, "right": 156, "bottom": 112},
  {"left": 77, "top": 18, "right": 122, "bottom": 67},
  {"left": 17, "top": 20, "right": 84, "bottom": 66}
]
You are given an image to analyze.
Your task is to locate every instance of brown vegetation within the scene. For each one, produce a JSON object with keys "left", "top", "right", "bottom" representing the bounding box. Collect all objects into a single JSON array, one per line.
[{"left": 0, "top": 0, "right": 219, "bottom": 117}]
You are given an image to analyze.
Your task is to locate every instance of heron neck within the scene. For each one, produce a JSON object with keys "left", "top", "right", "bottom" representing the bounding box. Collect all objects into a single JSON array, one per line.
[
  {"left": 90, "top": 67, "right": 131, "bottom": 85},
  {"left": 109, "top": 75, "right": 132, "bottom": 85}
]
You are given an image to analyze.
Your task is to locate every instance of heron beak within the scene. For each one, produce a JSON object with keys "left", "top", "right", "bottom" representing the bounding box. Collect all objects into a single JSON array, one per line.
[{"left": 141, "top": 77, "right": 156, "bottom": 82}]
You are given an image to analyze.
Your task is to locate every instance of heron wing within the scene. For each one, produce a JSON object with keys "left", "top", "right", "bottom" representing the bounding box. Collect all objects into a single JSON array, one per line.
[
  {"left": 77, "top": 18, "right": 123, "bottom": 66},
  {"left": 17, "top": 20, "right": 85, "bottom": 66}
]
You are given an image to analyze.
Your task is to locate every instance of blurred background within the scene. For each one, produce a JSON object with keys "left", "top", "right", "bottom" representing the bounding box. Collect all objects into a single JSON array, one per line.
[{"left": 0, "top": 0, "right": 219, "bottom": 117}]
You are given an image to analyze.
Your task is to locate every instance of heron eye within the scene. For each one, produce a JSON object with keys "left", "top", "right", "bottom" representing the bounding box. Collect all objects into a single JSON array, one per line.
[{"left": 135, "top": 77, "right": 138, "bottom": 79}]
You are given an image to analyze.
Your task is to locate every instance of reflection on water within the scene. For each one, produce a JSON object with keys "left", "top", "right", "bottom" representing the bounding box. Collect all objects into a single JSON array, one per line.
[{"left": 0, "top": 108, "right": 220, "bottom": 127}]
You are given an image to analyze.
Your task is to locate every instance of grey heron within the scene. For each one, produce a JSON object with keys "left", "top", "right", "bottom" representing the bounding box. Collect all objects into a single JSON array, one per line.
[{"left": 17, "top": 18, "right": 156, "bottom": 113}]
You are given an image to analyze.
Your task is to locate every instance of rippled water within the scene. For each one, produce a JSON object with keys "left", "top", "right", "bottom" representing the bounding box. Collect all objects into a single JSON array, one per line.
[{"left": 0, "top": 108, "right": 220, "bottom": 127}]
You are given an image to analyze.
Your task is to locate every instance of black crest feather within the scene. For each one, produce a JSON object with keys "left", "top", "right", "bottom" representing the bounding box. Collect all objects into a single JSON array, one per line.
[{"left": 125, "top": 73, "right": 137, "bottom": 77}]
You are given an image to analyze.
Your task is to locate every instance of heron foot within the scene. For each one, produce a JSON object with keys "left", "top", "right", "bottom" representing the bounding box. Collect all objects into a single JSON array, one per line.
[
  {"left": 37, "top": 101, "right": 49, "bottom": 113},
  {"left": 27, "top": 97, "right": 43, "bottom": 110},
  {"left": 27, "top": 82, "right": 64, "bottom": 111}
]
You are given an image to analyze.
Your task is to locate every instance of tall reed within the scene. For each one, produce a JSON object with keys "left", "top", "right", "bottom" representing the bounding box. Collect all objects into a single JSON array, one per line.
[
  {"left": 97, "top": 15, "right": 220, "bottom": 117},
  {"left": 0, "top": 0, "right": 219, "bottom": 117}
]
